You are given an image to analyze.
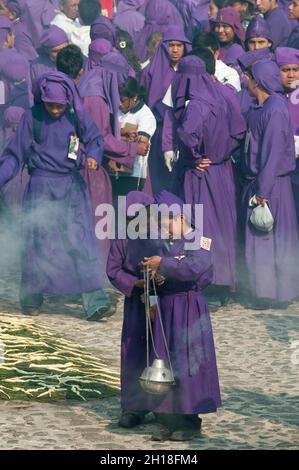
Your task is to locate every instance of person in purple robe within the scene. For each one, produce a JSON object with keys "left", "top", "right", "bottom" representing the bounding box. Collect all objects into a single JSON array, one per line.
[
  {"left": 170, "top": 0, "right": 210, "bottom": 39},
  {"left": 107, "top": 189, "right": 221, "bottom": 441},
  {"left": 2, "top": 0, "right": 38, "bottom": 62},
  {"left": 21, "top": 0, "right": 59, "bottom": 49},
  {"left": 242, "top": 59, "right": 299, "bottom": 307},
  {"left": 30, "top": 25, "right": 69, "bottom": 84},
  {"left": 0, "top": 71, "right": 113, "bottom": 319},
  {"left": 255, "top": 0, "right": 291, "bottom": 49},
  {"left": 90, "top": 15, "right": 118, "bottom": 47},
  {"left": 113, "top": 0, "right": 145, "bottom": 39},
  {"left": 237, "top": 48, "right": 273, "bottom": 116},
  {"left": 0, "top": 53, "right": 30, "bottom": 111},
  {"left": 245, "top": 14, "right": 273, "bottom": 51},
  {"left": 210, "top": 7, "right": 245, "bottom": 69},
  {"left": 134, "top": 0, "right": 185, "bottom": 63},
  {"left": 287, "top": 0, "right": 299, "bottom": 49},
  {"left": 85, "top": 38, "right": 113, "bottom": 71},
  {"left": 275, "top": 47, "right": 299, "bottom": 229},
  {"left": 226, "top": 0, "right": 256, "bottom": 29},
  {"left": 171, "top": 55, "right": 244, "bottom": 304},
  {"left": 140, "top": 27, "right": 191, "bottom": 194}
]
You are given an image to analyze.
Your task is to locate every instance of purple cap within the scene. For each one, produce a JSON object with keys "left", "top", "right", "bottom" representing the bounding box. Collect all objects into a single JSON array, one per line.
[{"left": 275, "top": 47, "right": 299, "bottom": 66}]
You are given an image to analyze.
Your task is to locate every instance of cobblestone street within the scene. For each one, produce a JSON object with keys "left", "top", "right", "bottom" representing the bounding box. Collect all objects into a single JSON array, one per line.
[{"left": 0, "top": 272, "right": 298, "bottom": 450}]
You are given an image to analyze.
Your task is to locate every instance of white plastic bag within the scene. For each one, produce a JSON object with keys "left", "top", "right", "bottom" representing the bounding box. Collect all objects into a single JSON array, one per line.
[{"left": 249, "top": 195, "right": 274, "bottom": 232}]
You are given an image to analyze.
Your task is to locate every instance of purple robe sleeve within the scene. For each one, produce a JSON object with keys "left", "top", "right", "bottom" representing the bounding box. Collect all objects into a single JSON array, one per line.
[
  {"left": 159, "top": 249, "right": 213, "bottom": 289},
  {"left": 84, "top": 96, "right": 137, "bottom": 168},
  {"left": 0, "top": 111, "right": 33, "bottom": 189},
  {"left": 177, "top": 101, "right": 204, "bottom": 165},
  {"left": 81, "top": 111, "right": 104, "bottom": 166},
  {"left": 162, "top": 107, "right": 177, "bottom": 153},
  {"left": 106, "top": 239, "right": 139, "bottom": 298},
  {"left": 256, "top": 107, "right": 296, "bottom": 199}
]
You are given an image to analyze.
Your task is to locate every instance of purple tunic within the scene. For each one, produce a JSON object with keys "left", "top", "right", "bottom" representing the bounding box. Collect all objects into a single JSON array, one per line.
[
  {"left": 134, "top": 0, "right": 184, "bottom": 62},
  {"left": 287, "top": 22, "right": 299, "bottom": 49},
  {"left": 173, "top": 56, "right": 245, "bottom": 289},
  {"left": 107, "top": 233, "right": 221, "bottom": 415},
  {"left": 0, "top": 103, "right": 105, "bottom": 296},
  {"left": 22, "top": 0, "right": 59, "bottom": 48},
  {"left": 242, "top": 61, "right": 299, "bottom": 302},
  {"left": 13, "top": 19, "right": 38, "bottom": 63},
  {"left": 113, "top": 0, "right": 145, "bottom": 38},
  {"left": 264, "top": 7, "right": 291, "bottom": 49},
  {"left": 170, "top": 0, "right": 209, "bottom": 39}
]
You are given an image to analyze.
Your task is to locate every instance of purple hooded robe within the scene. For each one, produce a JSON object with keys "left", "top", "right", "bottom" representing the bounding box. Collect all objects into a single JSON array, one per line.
[
  {"left": 0, "top": 72, "right": 106, "bottom": 296},
  {"left": 242, "top": 60, "right": 299, "bottom": 302},
  {"left": 264, "top": 6, "right": 291, "bottom": 49},
  {"left": 113, "top": 0, "right": 145, "bottom": 38}
]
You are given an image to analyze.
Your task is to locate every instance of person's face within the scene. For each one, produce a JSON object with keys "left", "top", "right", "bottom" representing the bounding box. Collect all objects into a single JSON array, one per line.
[
  {"left": 160, "top": 215, "right": 184, "bottom": 241},
  {"left": 61, "top": 0, "right": 79, "bottom": 20},
  {"left": 215, "top": 23, "right": 235, "bottom": 44},
  {"left": 49, "top": 41, "right": 69, "bottom": 61},
  {"left": 0, "top": 2, "right": 10, "bottom": 17},
  {"left": 280, "top": 64, "right": 299, "bottom": 90},
  {"left": 3, "top": 31, "right": 15, "bottom": 48},
  {"left": 245, "top": 73, "right": 259, "bottom": 97},
  {"left": 247, "top": 36, "right": 272, "bottom": 50},
  {"left": 119, "top": 95, "right": 138, "bottom": 114},
  {"left": 289, "top": 0, "right": 299, "bottom": 20},
  {"left": 167, "top": 41, "right": 185, "bottom": 66},
  {"left": 208, "top": 0, "right": 219, "bottom": 17},
  {"left": 255, "top": 0, "right": 276, "bottom": 14},
  {"left": 44, "top": 102, "right": 67, "bottom": 119}
]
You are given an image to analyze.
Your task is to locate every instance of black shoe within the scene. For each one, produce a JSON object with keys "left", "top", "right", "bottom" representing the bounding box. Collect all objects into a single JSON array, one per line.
[
  {"left": 21, "top": 293, "right": 43, "bottom": 316},
  {"left": 151, "top": 426, "right": 172, "bottom": 441},
  {"left": 87, "top": 306, "right": 115, "bottom": 322},
  {"left": 118, "top": 411, "right": 146, "bottom": 428}
]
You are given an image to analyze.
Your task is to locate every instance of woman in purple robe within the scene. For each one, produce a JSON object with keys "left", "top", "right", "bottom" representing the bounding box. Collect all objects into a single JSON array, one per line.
[
  {"left": 172, "top": 55, "right": 242, "bottom": 300},
  {"left": 30, "top": 25, "right": 69, "bottom": 84},
  {"left": 140, "top": 27, "right": 191, "bottom": 194},
  {"left": 85, "top": 38, "right": 113, "bottom": 71},
  {"left": 113, "top": 0, "right": 145, "bottom": 39},
  {"left": 287, "top": 0, "right": 299, "bottom": 49},
  {"left": 242, "top": 59, "right": 299, "bottom": 307},
  {"left": 275, "top": 47, "right": 299, "bottom": 231},
  {"left": 107, "top": 190, "right": 221, "bottom": 441},
  {"left": 245, "top": 14, "right": 273, "bottom": 51},
  {"left": 134, "top": 0, "right": 184, "bottom": 63},
  {"left": 0, "top": 71, "right": 112, "bottom": 319},
  {"left": 210, "top": 7, "right": 245, "bottom": 70}
]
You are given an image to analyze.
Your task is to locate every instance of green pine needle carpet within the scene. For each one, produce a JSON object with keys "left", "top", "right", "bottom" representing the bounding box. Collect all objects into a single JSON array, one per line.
[{"left": 0, "top": 314, "right": 120, "bottom": 401}]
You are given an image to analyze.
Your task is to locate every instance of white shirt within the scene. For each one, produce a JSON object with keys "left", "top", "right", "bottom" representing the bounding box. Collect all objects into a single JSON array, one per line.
[
  {"left": 215, "top": 59, "right": 241, "bottom": 92},
  {"left": 118, "top": 102, "right": 156, "bottom": 179},
  {"left": 51, "top": 11, "right": 91, "bottom": 57}
]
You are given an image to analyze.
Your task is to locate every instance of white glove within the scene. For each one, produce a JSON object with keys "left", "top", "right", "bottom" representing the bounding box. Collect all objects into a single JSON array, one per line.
[
  {"left": 294, "top": 135, "right": 299, "bottom": 159},
  {"left": 164, "top": 150, "right": 175, "bottom": 172}
]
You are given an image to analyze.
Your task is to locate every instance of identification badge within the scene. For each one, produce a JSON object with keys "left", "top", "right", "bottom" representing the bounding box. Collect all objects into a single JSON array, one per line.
[
  {"left": 68, "top": 133, "right": 79, "bottom": 161},
  {"left": 200, "top": 237, "right": 212, "bottom": 251}
]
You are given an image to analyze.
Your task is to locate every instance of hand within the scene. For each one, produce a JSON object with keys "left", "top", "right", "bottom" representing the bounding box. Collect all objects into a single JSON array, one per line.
[
  {"left": 141, "top": 256, "right": 162, "bottom": 275},
  {"left": 196, "top": 158, "right": 212, "bottom": 172},
  {"left": 87, "top": 157, "right": 98, "bottom": 170},
  {"left": 256, "top": 196, "right": 268, "bottom": 207},
  {"left": 137, "top": 141, "right": 149, "bottom": 156},
  {"left": 135, "top": 279, "right": 145, "bottom": 289},
  {"left": 164, "top": 151, "right": 175, "bottom": 172},
  {"left": 154, "top": 273, "right": 165, "bottom": 286}
]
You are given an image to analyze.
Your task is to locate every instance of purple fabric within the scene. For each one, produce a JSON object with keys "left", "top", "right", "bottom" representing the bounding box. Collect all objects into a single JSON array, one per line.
[
  {"left": 86, "top": 38, "right": 113, "bottom": 71},
  {"left": 287, "top": 23, "right": 299, "bottom": 49},
  {"left": 13, "top": 19, "right": 38, "bottom": 62},
  {"left": 39, "top": 25, "right": 68, "bottom": 49},
  {"left": 0, "top": 17, "right": 13, "bottom": 48},
  {"left": 6, "top": 0, "right": 26, "bottom": 17},
  {"left": 100, "top": 51, "right": 132, "bottom": 84},
  {"left": 246, "top": 15, "right": 273, "bottom": 44},
  {"left": 275, "top": 47, "right": 299, "bottom": 65},
  {"left": 113, "top": 0, "right": 145, "bottom": 38},
  {"left": 170, "top": 0, "right": 209, "bottom": 39},
  {"left": 251, "top": 59, "right": 284, "bottom": 95},
  {"left": 22, "top": 0, "right": 59, "bottom": 48},
  {"left": 90, "top": 16, "right": 118, "bottom": 47},
  {"left": 134, "top": 0, "right": 184, "bottom": 62},
  {"left": 107, "top": 235, "right": 221, "bottom": 415},
  {"left": 140, "top": 26, "right": 191, "bottom": 110},
  {"left": 242, "top": 93, "right": 299, "bottom": 301},
  {"left": 238, "top": 48, "right": 273, "bottom": 71},
  {"left": 1, "top": 54, "right": 27, "bottom": 82},
  {"left": 126, "top": 190, "right": 154, "bottom": 212},
  {"left": 210, "top": 7, "right": 245, "bottom": 46},
  {"left": 172, "top": 55, "right": 243, "bottom": 289},
  {"left": 4, "top": 105, "right": 25, "bottom": 126},
  {"left": 264, "top": 7, "right": 291, "bottom": 49},
  {"left": 30, "top": 55, "right": 56, "bottom": 84}
]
